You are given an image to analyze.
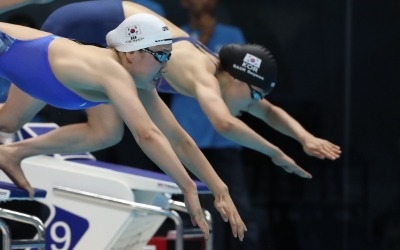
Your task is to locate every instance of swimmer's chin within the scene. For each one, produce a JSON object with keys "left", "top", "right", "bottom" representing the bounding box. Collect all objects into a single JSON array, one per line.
[
  {"left": 153, "top": 76, "right": 160, "bottom": 82},
  {"left": 135, "top": 82, "right": 155, "bottom": 91},
  {"left": 136, "top": 76, "right": 160, "bottom": 91},
  {"left": 151, "top": 76, "right": 161, "bottom": 86},
  {"left": 144, "top": 77, "right": 159, "bottom": 90}
]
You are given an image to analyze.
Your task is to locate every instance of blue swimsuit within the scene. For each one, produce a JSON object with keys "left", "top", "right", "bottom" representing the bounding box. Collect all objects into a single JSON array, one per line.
[
  {"left": 0, "top": 32, "right": 104, "bottom": 110},
  {"left": 41, "top": 0, "right": 124, "bottom": 48}
]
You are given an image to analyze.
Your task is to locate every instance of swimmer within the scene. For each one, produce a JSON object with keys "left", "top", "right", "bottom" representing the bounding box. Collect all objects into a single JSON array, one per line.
[
  {"left": 0, "top": 0, "right": 341, "bottom": 239},
  {"left": 0, "top": 13, "right": 248, "bottom": 240},
  {"left": 1, "top": 0, "right": 342, "bottom": 197},
  {"left": 40, "top": 1, "right": 340, "bottom": 174}
]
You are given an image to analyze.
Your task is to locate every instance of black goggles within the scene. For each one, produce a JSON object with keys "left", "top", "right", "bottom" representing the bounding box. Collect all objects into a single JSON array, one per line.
[{"left": 140, "top": 47, "right": 171, "bottom": 63}]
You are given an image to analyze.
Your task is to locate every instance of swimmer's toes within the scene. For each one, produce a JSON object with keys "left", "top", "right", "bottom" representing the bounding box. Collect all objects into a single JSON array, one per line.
[{"left": 3, "top": 166, "right": 33, "bottom": 197}]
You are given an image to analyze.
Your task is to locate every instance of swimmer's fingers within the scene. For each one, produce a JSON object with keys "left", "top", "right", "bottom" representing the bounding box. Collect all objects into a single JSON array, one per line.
[
  {"left": 183, "top": 192, "right": 210, "bottom": 239},
  {"left": 303, "top": 137, "right": 342, "bottom": 160},
  {"left": 214, "top": 192, "right": 247, "bottom": 241},
  {"left": 271, "top": 152, "right": 312, "bottom": 179}
]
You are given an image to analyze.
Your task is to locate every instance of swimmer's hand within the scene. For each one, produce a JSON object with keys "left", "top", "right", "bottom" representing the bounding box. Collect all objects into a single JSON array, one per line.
[
  {"left": 213, "top": 189, "right": 247, "bottom": 241},
  {"left": 183, "top": 190, "right": 210, "bottom": 240},
  {"left": 271, "top": 150, "right": 312, "bottom": 179},
  {"left": 302, "top": 136, "right": 342, "bottom": 160}
]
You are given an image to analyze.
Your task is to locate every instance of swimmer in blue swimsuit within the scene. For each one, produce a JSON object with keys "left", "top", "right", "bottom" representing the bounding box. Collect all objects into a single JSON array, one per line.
[
  {"left": 0, "top": 1, "right": 341, "bottom": 241},
  {"left": 0, "top": 13, "right": 228, "bottom": 240}
]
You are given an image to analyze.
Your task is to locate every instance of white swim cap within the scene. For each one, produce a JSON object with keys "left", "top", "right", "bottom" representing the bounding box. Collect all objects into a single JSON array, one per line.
[{"left": 106, "top": 13, "right": 172, "bottom": 52}]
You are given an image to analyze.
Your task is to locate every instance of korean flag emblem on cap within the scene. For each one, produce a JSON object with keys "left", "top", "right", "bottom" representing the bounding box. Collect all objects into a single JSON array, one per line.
[
  {"left": 243, "top": 53, "right": 262, "bottom": 68},
  {"left": 126, "top": 25, "right": 141, "bottom": 36}
]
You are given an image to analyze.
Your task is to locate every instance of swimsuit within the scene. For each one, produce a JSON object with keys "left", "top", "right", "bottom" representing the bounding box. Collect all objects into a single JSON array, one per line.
[
  {"left": 0, "top": 32, "right": 104, "bottom": 109},
  {"left": 41, "top": 0, "right": 124, "bottom": 48}
]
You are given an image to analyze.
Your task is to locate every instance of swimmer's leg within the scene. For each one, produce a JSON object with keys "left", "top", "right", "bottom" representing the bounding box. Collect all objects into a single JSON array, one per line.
[
  {"left": 0, "top": 84, "right": 45, "bottom": 195},
  {"left": 15, "top": 104, "right": 125, "bottom": 156},
  {"left": 0, "top": 104, "right": 123, "bottom": 178},
  {"left": 0, "top": 145, "right": 33, "bottom": 196},
  {"left": 0, "top": 84, "right": 46, "bottom": 133},
  {"left": 0, "top": 93, "right": 123, "bottom": 195}
]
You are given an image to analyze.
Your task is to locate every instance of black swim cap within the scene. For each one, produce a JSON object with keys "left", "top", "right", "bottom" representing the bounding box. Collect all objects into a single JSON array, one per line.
[{"left": 219, "top": 44, "right": 277, "bottom": 95}]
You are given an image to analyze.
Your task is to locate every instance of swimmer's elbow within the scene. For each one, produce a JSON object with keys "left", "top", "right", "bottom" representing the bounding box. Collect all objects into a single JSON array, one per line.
[
  {"left": 134, "top": 127, "right": 163, "bottom": 144},
  {"left": 213, "top": 118, "right": 235, "bottom": 134},
  {"left": 173, "top": 135, "right": 195, "bottom": 149}
]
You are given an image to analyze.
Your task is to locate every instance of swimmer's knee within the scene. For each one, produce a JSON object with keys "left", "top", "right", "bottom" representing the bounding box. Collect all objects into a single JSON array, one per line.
[
  {"left": 110, "top": 124, "right": 124, "bottom": 144},
  {"left": 104, "top": 129, "right": 124, "bottom": 146},
  {"left": 94, "top": 122, "right": 124, "bottom": 147}
]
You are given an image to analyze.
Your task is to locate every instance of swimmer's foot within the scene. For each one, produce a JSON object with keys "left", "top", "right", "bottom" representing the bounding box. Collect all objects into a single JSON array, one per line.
[{"left": 0, "top": 145, "right": 34, "bottom": 197}]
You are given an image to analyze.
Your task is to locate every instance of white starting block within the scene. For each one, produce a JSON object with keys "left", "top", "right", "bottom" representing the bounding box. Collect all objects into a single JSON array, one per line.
[{"left": 0, "top": 123, "right": 212, "bottom": 250}]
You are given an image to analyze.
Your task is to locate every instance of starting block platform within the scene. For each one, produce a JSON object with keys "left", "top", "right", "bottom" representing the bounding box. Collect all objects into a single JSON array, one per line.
[
  {"left": 0, "top": 123, "right": 212, "bottom": 250},
  {"left": 0, "top": 181, "right": 46, "bottom": 200},
  {"left": 0, "top": 181, "right": 47, "bottom": 250}
]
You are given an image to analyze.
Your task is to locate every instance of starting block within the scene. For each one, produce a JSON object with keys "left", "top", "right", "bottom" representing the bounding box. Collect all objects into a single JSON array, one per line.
[
  {"left": 0, "top": 181, "right": 46, "bottom": 200},
  {"left": 0, "top": 181, "right": 46, "bottom": 250},
  {"left": 0, "top": 123, "right": 212, "bottom": 250}
]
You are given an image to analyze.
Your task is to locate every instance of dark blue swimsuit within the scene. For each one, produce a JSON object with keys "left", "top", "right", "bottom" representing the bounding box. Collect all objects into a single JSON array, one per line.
[
  {"left": 41, "top": 0, "right": 124, "bottom": 48},
  {"left": 0, "top": 32, "right": 104, "bottom": 109},
  {"left": 37, "top": 1, "right": 218, "bottom": 97}
]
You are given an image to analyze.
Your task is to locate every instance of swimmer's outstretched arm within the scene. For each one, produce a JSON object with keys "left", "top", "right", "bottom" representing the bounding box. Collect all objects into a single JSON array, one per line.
[
  {"left": 247, "top": 99, "right": 342, "bottom": 160},
  {"left": 98, "top": 73, "right": 213, "bottom": 239},
  {"left": 138, "top": 89, "right": 247, "bottom": 241},
  {"left": 191, "top": 75, "right": 312, "bottom": 178}
]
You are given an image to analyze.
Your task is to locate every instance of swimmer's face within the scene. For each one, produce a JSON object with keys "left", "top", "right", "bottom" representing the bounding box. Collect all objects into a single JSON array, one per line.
[
  {"left": 131, "top": 44, "right": 172, "bottom": 90},
  {"left": 223, "top": 78, "right": 267, "bottom": 115},
  {"left": 246, "top": 83, "right": 268, "bottom": 101}
]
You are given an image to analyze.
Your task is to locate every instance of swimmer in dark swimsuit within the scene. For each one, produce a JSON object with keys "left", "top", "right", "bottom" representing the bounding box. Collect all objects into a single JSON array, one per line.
[
  {"left": 39, "top": 1, "right": 341, "bottom": 176},
  {"left": 0, "top": 13, "right": 228, "bottom": 240},
  {"left": 0, "top": 1, "right": 341, "bottom": 241}
]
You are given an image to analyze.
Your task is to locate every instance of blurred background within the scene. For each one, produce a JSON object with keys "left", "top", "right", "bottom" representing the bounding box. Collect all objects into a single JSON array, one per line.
[{"left": 1, "top": 0, "right": 399, "bottom": 249}]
